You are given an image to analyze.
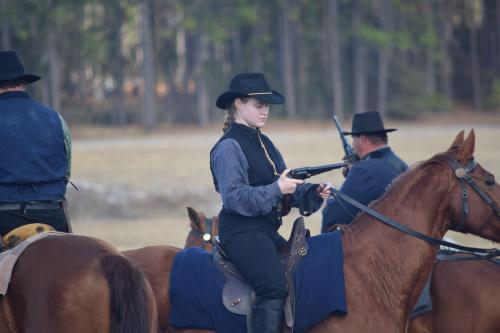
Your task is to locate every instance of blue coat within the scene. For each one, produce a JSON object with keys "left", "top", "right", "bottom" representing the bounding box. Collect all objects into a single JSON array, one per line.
[
  {"left": 321, "top": 147, "right": 408, "bottom": 232},
  {"left": 0, "top": 91, "right": 68, "bottom": 202}
]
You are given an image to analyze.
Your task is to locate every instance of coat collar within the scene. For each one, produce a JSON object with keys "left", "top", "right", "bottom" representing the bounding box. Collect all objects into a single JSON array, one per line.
[
  {"left": 0, "top": 91, "right": 31, "bottom": 100},
  {"left": 363, "top": 146, "right": 391, "bottom": 160},
  {"left": 230, "top": 122, "right": 261, "bottom": 140}
]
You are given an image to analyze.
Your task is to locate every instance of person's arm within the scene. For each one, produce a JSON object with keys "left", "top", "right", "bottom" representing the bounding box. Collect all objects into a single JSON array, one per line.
[
  {"left": 321, "top": 163, "right": 376, "bottom": 232},
  {"left": 211, "top": 139, "right": 282, "bottom": 217},
  {"left": 58, "top": 114, "right": 72, "bottom": 179},
  {"left": 264, "top": 140, "right": 324, "bottom": 214}
]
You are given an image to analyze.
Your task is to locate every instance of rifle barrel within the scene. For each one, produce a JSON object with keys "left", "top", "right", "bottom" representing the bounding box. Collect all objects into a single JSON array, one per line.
[{"left": 289, "top": 162, "right": 348, "bottom": 179}]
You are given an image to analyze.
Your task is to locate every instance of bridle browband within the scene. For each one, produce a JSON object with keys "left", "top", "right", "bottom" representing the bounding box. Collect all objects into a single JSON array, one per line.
[{"left": 330, "top": 156, "right": 500, "bottom": 259}]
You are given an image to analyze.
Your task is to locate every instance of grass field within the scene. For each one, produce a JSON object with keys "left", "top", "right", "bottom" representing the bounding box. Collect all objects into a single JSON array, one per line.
[{"left": 69, "top": 117, "right": 500, "bottom": 250}]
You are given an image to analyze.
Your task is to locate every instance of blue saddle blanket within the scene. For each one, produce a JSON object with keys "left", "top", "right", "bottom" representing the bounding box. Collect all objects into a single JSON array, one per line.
[{"left": 169, "top": 230, "right": 347, "bottom": 333}]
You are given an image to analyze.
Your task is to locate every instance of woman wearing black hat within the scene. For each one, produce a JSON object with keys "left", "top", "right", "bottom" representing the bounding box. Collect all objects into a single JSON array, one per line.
[
  {"left": 0, "top": 50, "right": 72, "bottom": 241},
  {"left": 210, "top": 73, "right": 330, "bottom": 333}
]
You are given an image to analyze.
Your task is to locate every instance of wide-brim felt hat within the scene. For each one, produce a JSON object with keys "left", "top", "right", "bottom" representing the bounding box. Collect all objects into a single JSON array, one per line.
[
  {"left": 216, "top": 73, "right": 285, "bottom": 109},
  {"left": 342, "top": 111, "right": 397, "bottom": 135},
  {"left": 0, "top": 50, "right": 41, "bottom": 84}
]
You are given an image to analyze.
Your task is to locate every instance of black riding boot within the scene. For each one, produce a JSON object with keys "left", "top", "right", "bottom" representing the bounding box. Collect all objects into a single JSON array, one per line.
[{"left": 248, "top": 299, "right": 285, "bottom": 333}]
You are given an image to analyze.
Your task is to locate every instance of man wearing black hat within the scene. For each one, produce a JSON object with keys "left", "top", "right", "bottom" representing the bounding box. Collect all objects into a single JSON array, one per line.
[
  {"left": 321, "top": 111, "right": 408, "bottom": 232},
  {"left": 0, "top": 50, "right": 72, "bottom": 238}
]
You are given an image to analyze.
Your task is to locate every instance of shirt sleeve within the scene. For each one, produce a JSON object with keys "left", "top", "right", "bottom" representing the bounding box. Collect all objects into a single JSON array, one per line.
[
  {"left": 58, "top": 113, "right": 72, "bottom": 179},
  {"left": 290, "top": 183, "right": 323, "bottom": 213},
  {"left": 211, "top": 139, "right": 282, "bottom": 217}
]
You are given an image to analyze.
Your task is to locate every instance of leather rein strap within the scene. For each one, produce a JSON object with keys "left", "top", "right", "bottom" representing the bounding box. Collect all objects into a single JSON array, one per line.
[
  {"left": 444, "top": 156, "right": 500, "bottom": 230},
  {"left": 330, "top": 157, "right": 500, "bottom": 259}
]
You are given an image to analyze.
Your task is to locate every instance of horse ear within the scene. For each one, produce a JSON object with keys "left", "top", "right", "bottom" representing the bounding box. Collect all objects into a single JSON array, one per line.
[
  {"left": 448, "top": 130, "right": 465, "bottom": 151},
  {"left": 187, "top": 206, "right": 202, "bottom": 231},
  {"left": 457, "top": 129, "right": 475, "bottom": 164}
]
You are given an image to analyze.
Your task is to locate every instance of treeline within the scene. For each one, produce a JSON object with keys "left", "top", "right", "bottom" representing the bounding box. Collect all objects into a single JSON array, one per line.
[{"left": 2, "top": 0, "right": 500, "bottom": 127}]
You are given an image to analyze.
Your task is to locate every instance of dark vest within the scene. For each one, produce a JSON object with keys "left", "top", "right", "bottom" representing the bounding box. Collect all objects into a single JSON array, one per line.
[
  {"left": 0, "top": 91, "right": 68, "bottom": 202},
  {"left": 210, "top": 122, "right": 285, "bottom": 236}
]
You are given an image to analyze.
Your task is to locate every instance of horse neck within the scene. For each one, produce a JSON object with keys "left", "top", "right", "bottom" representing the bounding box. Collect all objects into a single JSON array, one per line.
[{"left": 343, "top": 162, "right": 453, "bottom": 318}]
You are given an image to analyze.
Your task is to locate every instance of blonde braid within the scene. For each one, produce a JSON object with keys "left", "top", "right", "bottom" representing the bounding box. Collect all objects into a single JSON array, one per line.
[
  {"left": 222, "top": 97, "right": 248, "bottom": 133},
  {"left": 222, "top": 103, "right": 236, "bottom": 133}
]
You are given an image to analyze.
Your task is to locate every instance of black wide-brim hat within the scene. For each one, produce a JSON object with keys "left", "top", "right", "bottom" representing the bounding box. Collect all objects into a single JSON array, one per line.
[
  {"left": 342, "top": 111, "right": 397, "bottom": 135},
  {"left": 0, "top": 50, "right": 41, "bottom": 84},
  {"left": 216, "top": 73, "right": 285, "bottom": 109}
]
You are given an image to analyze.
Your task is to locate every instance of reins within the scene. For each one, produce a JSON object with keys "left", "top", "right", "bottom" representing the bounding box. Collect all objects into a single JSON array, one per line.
[{"left": 330, "top": 156, "right": 500, "bottom": 259}]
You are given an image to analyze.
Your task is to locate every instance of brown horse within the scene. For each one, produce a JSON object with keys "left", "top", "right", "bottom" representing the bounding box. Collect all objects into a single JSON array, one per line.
[
  {"left": 408, "top": 254, "right": 500, "bottom": 333},
  {"left": 0, "top": 233, "right": 158, "bottom": 333},
  {"left": 124, "top": 130, "right": 500, "bottom": 333},
  {"left": 185, "top": 206, "right": 219, "bottom": 251},
  {"left": 186, "top": 211, "right": 500, "bottom": 333}
]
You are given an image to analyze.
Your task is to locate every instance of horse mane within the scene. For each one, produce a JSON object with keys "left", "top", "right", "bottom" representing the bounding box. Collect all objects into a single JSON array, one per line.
[{"left": 341, "top": 148, "right": 457, "bottom": 235}]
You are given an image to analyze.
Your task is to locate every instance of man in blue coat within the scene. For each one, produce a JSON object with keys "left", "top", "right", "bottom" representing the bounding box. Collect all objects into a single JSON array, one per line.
[
  {"left": 322, "top": 111, "right": 408, "bottom": 232},
  {"left": 0, "top": 50, "right": 72, "bottom": 237}
]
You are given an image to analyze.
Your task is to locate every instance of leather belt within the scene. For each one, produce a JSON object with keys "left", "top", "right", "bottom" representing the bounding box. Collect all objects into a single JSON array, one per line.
[{"left": 0, "top": 202, "right": 61, "bottom": 211}]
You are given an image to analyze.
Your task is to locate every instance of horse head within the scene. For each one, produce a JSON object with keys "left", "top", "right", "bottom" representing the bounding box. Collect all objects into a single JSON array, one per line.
[
  {"left": 441, "top": 130, "right": 500, "bottom": 241},
  {"left": 185, "top": 206, "right": 219, "bottom": 251}
]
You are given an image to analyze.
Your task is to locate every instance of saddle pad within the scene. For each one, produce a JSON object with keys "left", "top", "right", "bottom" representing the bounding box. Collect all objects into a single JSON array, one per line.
[
  {"left": 0, "top": 231, "right": 66, "bottom": 295},
  {"left": 169, "top": 230, "right": 347, "bottom": 333}
]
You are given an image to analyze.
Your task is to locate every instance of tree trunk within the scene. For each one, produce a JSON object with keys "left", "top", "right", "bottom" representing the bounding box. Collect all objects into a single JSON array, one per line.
[
  {"left": 252, "top": 23, "right": 264, "bottom": 71},
  {"left": 496, "top": 1, "right": 500, "bottom": 76},
  {"left": 470, "top": 26, "right": 482, "bottom": 111},
  {"left": 111, "top": 4, "right": 126, "bottom": 126},
  {"left": 353, "top": 4, "right": 367, "bottom": 115},
  {"left": 423, "top": 0, "right": 436, "bottom": 97},
  {"left": 279, "top": 0, "right": 297, "bottom": 119},
  {"left": 438, "top": 2, "right": 453, "bottom": 112},
  {"left": 231, "top": 29, "right": 242, "bottom": 73},
  {"left": 1, "top": 0, "right": 10, "bottom": 49},
  {"left": 195, "top": 33, "right": 210, "bottom": 126},
  {"left": 377, "top": 0, "right": 393, "bottom": 117},
  {"left": 47, "top": 22, "right": 61, "bottom": 113},
  {"left": 174, "top": 23, "right": 187, "bottom": 93},
  {"left": 141, "top": 0, "right": 156, "bottom": 129},
  {"left": 327, "top": 0, "right": 345, "bottom": 122},
  {"left": 296, "top": 23, "right": 308, "bottom": 118}
]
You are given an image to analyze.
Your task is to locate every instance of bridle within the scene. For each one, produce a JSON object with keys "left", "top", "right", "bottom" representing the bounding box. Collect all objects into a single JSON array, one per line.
[
  {"left": 443, "top": 156, "right": 500, "bottom": 230},
  {"left": 330, "top": 155, "right": 500, "bottom": 258}
]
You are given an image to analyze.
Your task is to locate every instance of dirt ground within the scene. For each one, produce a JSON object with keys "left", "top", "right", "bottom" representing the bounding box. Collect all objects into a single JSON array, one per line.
[{"left": 69, "top": 116, "right": 500, "bottom": 250}]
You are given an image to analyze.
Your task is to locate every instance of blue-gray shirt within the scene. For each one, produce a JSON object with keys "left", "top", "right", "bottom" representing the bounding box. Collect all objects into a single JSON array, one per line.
[{"left": 211, "top": 138, "right": 322, "bottom": 217}]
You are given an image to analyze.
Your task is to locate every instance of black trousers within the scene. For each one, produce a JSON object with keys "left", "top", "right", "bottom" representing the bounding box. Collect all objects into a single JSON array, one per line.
[
  {"left": 220, "top": 231, "right": 288, "bottom": 304},
  {"left": 0, "top": 207, "right": 69, "bottom": 236}
]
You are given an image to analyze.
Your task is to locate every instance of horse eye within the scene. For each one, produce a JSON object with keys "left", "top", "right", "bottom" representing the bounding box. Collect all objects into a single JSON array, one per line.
[{"left": 485, "top": 174, "right": 495, "bottom": 186}]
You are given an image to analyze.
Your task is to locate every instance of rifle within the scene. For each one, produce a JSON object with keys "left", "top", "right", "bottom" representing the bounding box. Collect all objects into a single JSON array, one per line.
[
  {"left": 332, "top": 114, "right": 359, "bottom": 165},
  {"left": 281, "top": 161, "right": 347, "bottom": 216}
]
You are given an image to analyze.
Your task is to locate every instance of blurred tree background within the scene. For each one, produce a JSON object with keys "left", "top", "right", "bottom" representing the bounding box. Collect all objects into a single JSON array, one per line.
[{"left": 2, "top": 0, "right": 499, "bottom": 128}]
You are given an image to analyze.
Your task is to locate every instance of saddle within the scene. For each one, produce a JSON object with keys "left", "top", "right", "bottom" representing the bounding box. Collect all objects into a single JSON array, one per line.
[
  {"left": 213, "top": 217, "right": 310, "bottom": 333},
  {"left": 0, "top": 223, "right": 55, "bottom": 251}
]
